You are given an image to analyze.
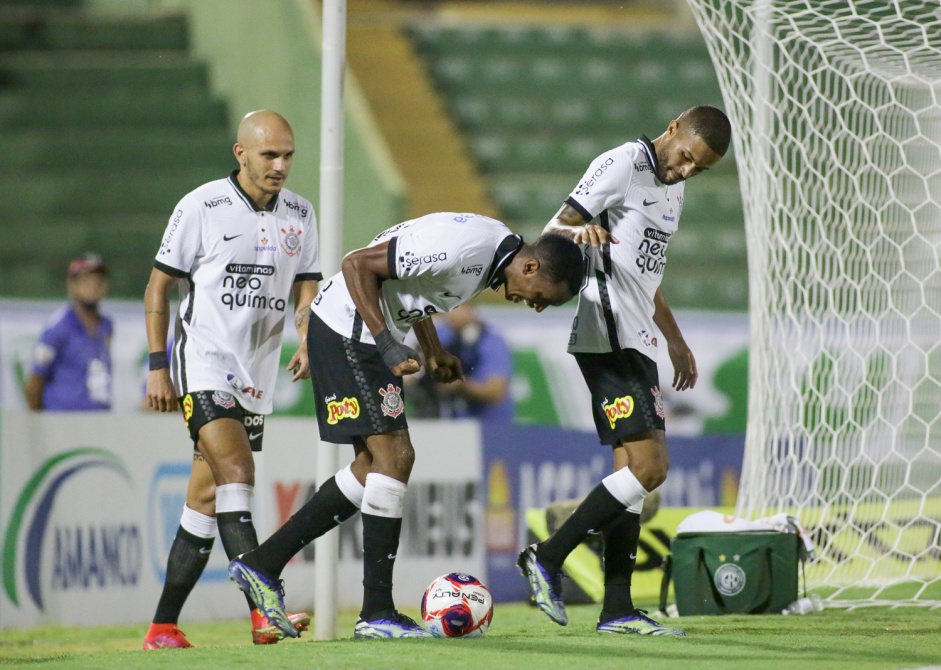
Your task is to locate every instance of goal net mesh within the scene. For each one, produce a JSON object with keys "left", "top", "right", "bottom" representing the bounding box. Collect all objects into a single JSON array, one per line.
[{"left": 685, "top": 0, "right": 941, "bottom": 606}]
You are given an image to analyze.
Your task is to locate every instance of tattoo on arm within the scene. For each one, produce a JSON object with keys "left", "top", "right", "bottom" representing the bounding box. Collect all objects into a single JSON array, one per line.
[
  {"left": 294, "top": 306, "right": 310, "bottom": 331},
  {"left": 145, "top": 310, "right": 167, "bottom": 315}
]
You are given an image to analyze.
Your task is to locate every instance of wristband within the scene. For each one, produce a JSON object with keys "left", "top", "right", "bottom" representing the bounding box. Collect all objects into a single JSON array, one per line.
[
  {"left": 374, "top": 330, "right": 419, "bottom": 370},
  {"left": 149, "top": 351, "right": 170, "bottom": 371}
]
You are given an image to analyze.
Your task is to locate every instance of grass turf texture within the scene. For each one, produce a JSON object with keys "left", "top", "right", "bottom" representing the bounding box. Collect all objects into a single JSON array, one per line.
[{"left": 1, "top": 603, "right": 939, "bottom": 669}]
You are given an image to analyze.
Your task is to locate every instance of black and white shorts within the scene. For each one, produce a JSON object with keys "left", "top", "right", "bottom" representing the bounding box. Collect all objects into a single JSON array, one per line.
[
  {"left": 573, "top": 348, "right": 665, "bottom": 445},
  {"left": 180, "top": 390, "right": 265, "bottom": 452},
  {"left": 307, "top": 311, "right": 408, "bottom": 444}
]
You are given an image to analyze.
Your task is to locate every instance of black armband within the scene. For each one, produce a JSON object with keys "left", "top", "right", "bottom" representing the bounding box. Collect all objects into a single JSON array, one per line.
[{"left": 149, "top": 351, "right": 170, "bottom": 371}]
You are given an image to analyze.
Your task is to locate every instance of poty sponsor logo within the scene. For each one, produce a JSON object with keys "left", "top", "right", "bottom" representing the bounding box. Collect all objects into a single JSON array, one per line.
[
  {"left": 204, "top": 195, "right": 232, "bottom": 209},
  {"left": 1, "top": 448, "right": 141, "bottom": 610},
  {"left": 283, "top": 199, "right": 309, "bottom": 217},
  {"left": 225, "top": 263, "right": 275, "bottom": 276},
  {"left": 603, "top": 394, "right": 635, "bottom": 429},
  {"left": 182, "top": 394, "right": 194, "bottom": 424},
  {"left": 326, "top": 397, "right": 360, "bottom": 425}
]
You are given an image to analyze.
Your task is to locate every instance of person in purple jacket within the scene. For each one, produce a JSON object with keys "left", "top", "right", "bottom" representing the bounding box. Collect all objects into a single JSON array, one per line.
[{"left": 25, "top": 253, "right": 113, "bottom": 411}]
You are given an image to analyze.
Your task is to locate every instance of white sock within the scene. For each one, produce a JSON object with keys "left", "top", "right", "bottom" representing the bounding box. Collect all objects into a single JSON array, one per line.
[
  {"left": 335, "top": 463, "right": 366, "bottom": 509},
  {"left": 602, "top": 467, "right": 648, "bottom": 510},
  {"left": 361, "top": 473, "right": 407, "bottom": 518},
  {"left": 180, "top": 504, "right": 216, "bottom": 538},
  {"left": 216, "top": 482, "right": 253, "bottom": 513}
]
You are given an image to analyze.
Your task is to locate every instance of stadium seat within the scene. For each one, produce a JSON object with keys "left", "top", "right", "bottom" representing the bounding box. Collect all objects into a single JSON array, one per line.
[
  {"left": 0, "top": 4, "right": 231, "bottom": 299},
  {"left": 407, "top": 21, "right": 747, "bottom": 310}
]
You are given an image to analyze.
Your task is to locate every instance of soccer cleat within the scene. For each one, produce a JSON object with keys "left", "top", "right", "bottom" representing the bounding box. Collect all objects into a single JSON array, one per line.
[
  {"left": 228, "top": 559, "right": 299, "bottom": 638},
  {"left": 353, "top": 611, "right": 432, "bottom": 639},
  {"left": 251, "top": 608, "right": 312, "bottom": 644},
  {"left": 596, "top": 609, "right": 686, "bottom": 636},
  {"left": 142, "top": 623, "right": 194, "bottom": 649},
  {"left": 516, "top": 544, "right": 568, "bottom": 626}
]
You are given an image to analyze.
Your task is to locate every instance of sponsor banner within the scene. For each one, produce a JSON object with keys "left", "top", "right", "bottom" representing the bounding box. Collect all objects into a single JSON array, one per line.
[
  {"left": 481, "top": 422, "right": 743, "bottom": 602},
  {"left": 0, "top": 412, "right": 482, "bottom": 627},
  {"left": 0, "top": 300, "right": 750, "bottom": 437}
]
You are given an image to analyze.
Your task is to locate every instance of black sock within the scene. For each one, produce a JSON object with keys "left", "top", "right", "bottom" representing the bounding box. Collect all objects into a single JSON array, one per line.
[
  {"left": 153, "top": 528, "right": 213, "bottom": 624},
  {"left": 599, "top": 511, "right": 641, "bottom": 623},
  {"left": 360, "top": 512, "right": 401, "bottom": 620},
  {"left": 538, "top": 483, "right": 627, "bottom": 571},
  {"left": 217, "top": 510, "right": 261, "bottom": 613},
  {"left": 241, "top": 476, "right": 359, "bottom": 578}
]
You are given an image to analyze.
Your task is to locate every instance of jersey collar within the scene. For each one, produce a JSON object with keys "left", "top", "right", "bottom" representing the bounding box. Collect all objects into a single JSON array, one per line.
[
  {"left": 638, "top": 135, "right": 661, "bottom": 182},
  {"left": 228, "top": 170, "right": 279, "bottom": 213},
  {"left": 486, "top": 234, "right": 524, "bottom": 290}
]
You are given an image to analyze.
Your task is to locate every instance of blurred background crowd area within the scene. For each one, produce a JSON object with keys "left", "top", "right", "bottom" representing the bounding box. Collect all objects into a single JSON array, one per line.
[{"left": 0, "top": 0, "right": 746, "bottom": 312}]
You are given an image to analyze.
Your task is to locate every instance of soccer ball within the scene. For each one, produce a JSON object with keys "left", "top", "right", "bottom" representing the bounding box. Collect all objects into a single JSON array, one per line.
[{"left": 420, "top": 572, "right": 493, "bottom": 638}]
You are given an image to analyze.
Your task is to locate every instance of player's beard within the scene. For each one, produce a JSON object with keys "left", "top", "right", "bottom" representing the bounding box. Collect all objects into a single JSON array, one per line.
[{"left": 656, "top": 149, "right": 681, "bottom": 185}]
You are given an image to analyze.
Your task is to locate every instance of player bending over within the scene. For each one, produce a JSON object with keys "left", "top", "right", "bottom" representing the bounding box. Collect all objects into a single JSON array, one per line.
[{"left": 229, "top": 212, "right": 584, "bottom": 639}]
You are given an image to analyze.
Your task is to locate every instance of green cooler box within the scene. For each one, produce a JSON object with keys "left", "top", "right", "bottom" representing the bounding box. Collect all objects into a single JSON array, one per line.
[{"left": 670, "top": 531, "right": 800, "bottom": 615}]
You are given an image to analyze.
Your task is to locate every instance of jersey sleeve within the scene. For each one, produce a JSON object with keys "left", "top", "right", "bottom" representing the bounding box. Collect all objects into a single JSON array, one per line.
[
  {"left": 565, "top": 147, "right": 634, "bottom": 222},
  {"left": 387, "top": 220, "right": 469, "bottom": 281},
  {"left": 31, "top": 319, "right": 66, "bottom": 378},
  {"left": 295, "top": 205, "right": 323, "bottom": 282},
  {"left": 154, "top": 194, "right": 203, "bottom": 278}
]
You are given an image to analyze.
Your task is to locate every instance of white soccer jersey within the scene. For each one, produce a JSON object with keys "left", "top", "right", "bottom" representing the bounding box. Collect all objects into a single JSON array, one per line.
[
  {"left": 566, "top": 136, "right": 685, "bottom": 359},
  {"left": 312, "top": 212, "right": 521, "bottom": 342},
  {"left": 155, "top": 172, "right": 322, "bottom": 414}
]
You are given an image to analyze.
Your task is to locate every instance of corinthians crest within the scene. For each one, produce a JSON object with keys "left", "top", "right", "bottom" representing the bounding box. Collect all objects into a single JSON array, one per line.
[
  {"left": 378, "top": 384, "right": 404, "bottom": 418},
  {"left": 280, "top": 225, "right": 303, "bottom": 256}
]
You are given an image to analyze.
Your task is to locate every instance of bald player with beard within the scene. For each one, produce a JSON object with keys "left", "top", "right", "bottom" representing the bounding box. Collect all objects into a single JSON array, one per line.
[{"left": 142, "top": 111, "right": 321, "bottom": 649}]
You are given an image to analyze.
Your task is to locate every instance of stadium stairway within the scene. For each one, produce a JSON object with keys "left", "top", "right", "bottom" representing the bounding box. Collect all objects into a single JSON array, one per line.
[
  {"left": 0, "top": 0, "right": 232, "bottom": 299},
  {"left": 346, "top": 18, "right": 498, "bottom": 221}
]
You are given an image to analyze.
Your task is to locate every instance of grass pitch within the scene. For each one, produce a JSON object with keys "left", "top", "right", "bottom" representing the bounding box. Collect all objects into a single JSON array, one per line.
[{"left": 1, "top": 602, "right": 939, "bottom": 670}]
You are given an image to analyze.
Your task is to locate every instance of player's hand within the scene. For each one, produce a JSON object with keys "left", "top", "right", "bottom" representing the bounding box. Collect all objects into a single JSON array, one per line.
[
  {"left": 287, "top": 345, "right": 310, "bottom": 381},
  {"left": 146, "top": 369, "right": 179, "bottom": 412},
  {"left": 376, "top": 330, "right": 421, "bottom": 376},
  {"left": 573, "top": 224, "right": 619, "bottom": 248},
  {"left": 667, "top": 338, "right": 698, "bottom": 391},
  {"left": 427, "top": 350, "right": 465, "bottom": 384}
]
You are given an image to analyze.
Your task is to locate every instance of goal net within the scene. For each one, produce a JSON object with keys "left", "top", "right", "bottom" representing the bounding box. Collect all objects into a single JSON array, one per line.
[{"left": 685, "top": 0, "right": 941, "bottom": 606}]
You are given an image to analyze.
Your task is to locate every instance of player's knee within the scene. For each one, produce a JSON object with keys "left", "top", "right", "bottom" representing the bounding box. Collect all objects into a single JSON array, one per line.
[{"left": 630, "top": 458, "right": 668, "bottom": 491}]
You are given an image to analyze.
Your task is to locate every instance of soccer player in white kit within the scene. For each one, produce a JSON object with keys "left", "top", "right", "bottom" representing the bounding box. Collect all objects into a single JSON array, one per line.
[
  {"left": 142, "top": 111, "right": 321, "bottom": 648},
  {"left": 518, "top": 105, "right": 732, "bottom": 636},
  {"left": 229, "top": 212, "right": 585, "bottom": 638}
]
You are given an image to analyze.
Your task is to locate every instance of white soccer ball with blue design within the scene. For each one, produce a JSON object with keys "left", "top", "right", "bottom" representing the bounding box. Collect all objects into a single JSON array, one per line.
[{"left": 420, "top": 572, "right": 493, "bottom": 638}]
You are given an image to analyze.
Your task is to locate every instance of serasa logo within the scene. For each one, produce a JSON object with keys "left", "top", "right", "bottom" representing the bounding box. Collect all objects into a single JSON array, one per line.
[
  {"left": 403, "top": 252, "right": 448, "bottom": 268},
  {"left": 575, "top": 157, "right": 615, "bottom": 196}
]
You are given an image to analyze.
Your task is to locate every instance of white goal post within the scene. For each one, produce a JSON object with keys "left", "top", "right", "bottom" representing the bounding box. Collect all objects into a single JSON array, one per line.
[{"left": 685, "top": 0, "right": 941, "bottom": 607}]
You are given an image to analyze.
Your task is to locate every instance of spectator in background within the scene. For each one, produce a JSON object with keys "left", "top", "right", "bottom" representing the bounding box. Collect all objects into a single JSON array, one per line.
[
  {"left": 24, "top": 253, "right": 113, "bottom": 411},
  {"left": 418, "top": 303, "right": 514, "bottom": 422}
]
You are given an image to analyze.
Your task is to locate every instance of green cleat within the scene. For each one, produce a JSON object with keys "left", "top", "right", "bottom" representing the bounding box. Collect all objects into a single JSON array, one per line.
[{"left": 517, "top": 544, "right": 568, "bottom": 626}]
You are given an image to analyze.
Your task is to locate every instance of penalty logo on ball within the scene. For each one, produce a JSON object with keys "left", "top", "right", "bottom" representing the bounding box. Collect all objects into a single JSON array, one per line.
[{"left": 420, "top": 572, "right": 493, "bottom": 638}]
